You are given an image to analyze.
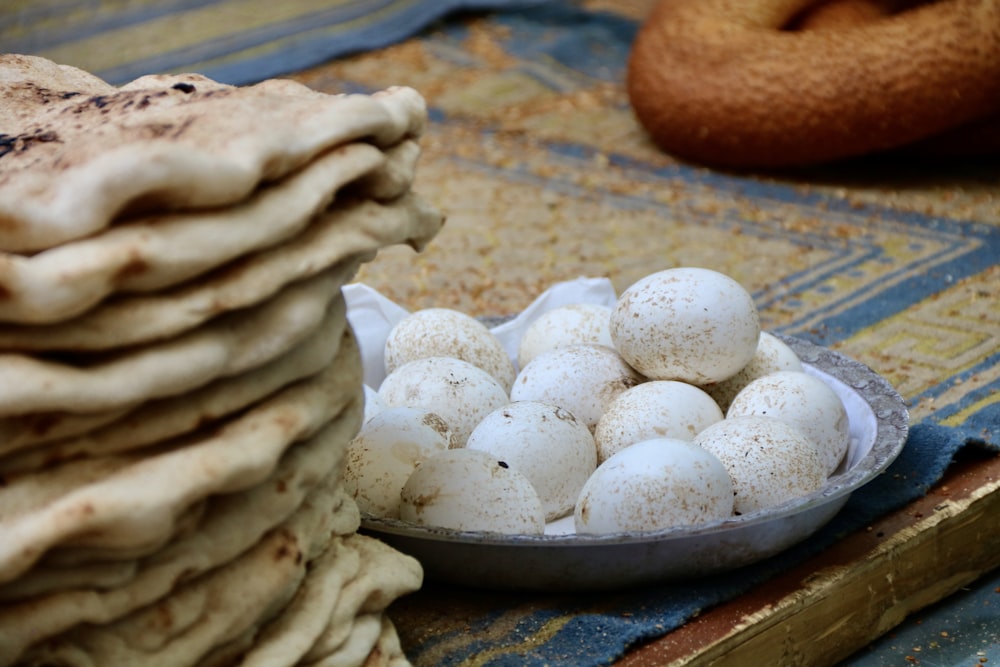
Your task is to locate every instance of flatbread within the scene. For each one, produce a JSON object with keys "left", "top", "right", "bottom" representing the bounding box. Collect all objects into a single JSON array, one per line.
[
  {"left": 350, "top": 140, "right": 422, "bottom": 202},
  {"left": 0, "top": 296, "right": 348, "bottom": 471},
  {"left": 16, "top": 475, "right": 347, "bottom": 667},
  {"left": 0, "top": 188, "right": 441, "bottom": 448},
  {"left": 302, "top": 535, "right": 423, "bottom": 665},
  {"left": 0, "top": 406, "right": 134, "bottom": 459},
  {"left": 194, "top": 536, "right": 420, "bottom": 667},
  {"left": 0, "top": 191, "right": 442, "bottom": 350},
  {"left": 0, "top": 325, "right": 362, "bottom": 584},
  {"left": 33, "top": 500, "right": 212, "bottom": 570},
  {"left": 0, "top": 260, "right": 342, "bottom": 450},
  {"left": 0, "top": 268, "right": 342, "bottom": 417},
  {"left": 0, "top": 54, "right": 427, "bottom": 252},
  {"left": 223, "top": 537, "right": 363, "bottom": 667},
  {"left": 0, "top": 558, "right": 139, "bottom": 602},
  {"left": 0, "top": 140, "right": 385, "bottom": 324},
  {"left": 0, "top": 415, "right": 360, "bottom": 662},
  {"left": 305, "top": 614, "right": 384, "bottom": 667},
  {"left": 305, "top": 614, "right": 411, "bottom": 667},
  {"left": 0, "top": 409, "right": 355, "bottom": 602}
]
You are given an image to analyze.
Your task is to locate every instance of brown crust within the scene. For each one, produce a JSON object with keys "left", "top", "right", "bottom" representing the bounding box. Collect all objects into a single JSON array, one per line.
[{"left": 626, "top": 0, "right": 1000, "bottom": 168}]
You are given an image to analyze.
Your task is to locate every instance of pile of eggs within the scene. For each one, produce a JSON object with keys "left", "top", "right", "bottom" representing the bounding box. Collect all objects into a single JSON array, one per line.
[{"left": 344, "top": 267, "right": 851, "bottom": 536}]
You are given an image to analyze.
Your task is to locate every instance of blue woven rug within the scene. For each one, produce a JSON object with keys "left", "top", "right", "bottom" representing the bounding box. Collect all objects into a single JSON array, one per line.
[
  {"left": 4, "top": 2, "right": 997, "bottom": 665},
  {"left": 0, "top": 0, "right": 547, "bottom": 86}
]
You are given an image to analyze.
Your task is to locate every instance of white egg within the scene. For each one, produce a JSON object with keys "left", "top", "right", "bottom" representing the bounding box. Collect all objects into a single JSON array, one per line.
[
  {"left": 378, "top": 356, "right": 509, "bottom": 447},
  {"left": 400, "top": 448, "right": 545, "bottom": 534},
  {"left": 574, "top": 438, "right": 734, "bottom": 534},
  {"left": 517, "top": 303, "right": 614, "bottom": 370},
  {"left": 509, "top": 344, "right": 645, "bottom": 430},
  {"left": 692, "top": 415, "right": 827, "bottom": 514},
  {"left": 384, "top": 307, "right": 516, "bottom": 392},
  {"left": 466, "top": 401, "right": 597, "bottom": 521},
  {"left": 701, "top": 332, "right": 803, "bottom": 412},
  {"left": 610, "top": 267, "right": 760, "bottom": 384},
  {"left": 343, "top": 407, "right": 452, "bottom": 519},
  {"left": 594, "top": 381, "right": 724, "bottom": 463},
  {"left": 726, "top": 370, "right": 850, "bottom": 475},
  {"left": 362, "top": 384, "right": 389, "bottom": 424}
]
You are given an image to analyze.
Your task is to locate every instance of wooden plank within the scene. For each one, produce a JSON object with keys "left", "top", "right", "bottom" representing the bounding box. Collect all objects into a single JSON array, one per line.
[{"left": 618, "top": 452, "right": 1000, "bottom": 666}]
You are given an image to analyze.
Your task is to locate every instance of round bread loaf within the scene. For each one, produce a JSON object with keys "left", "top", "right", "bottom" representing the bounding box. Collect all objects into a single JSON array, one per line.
[{"left": 627, "top": 0, "right": 1000, "bottom": 167}]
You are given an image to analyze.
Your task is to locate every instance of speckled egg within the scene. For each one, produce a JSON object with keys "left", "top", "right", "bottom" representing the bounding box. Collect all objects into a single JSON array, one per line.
[
  {"left": 400, "top": 448, "right": 546, "bottom": 534},
  {"left": 384, "top": 307, "right": 517, "bottom": 392},
  {"left": 378, "top": 356, "right": 509, "bottom": 447},
  {"left": 726, "top": 370, "right": 851, "bottom": 475},
  {"left": 574, "top": 438, "right": 734, "bottom": 534},
  {"left": 344, "top": 407, "right": 452, "bottom": 519},
  {"left": 610, "top": 267, "right": 760, "bottom": 384},
  {"left": 509, "top": 344, "right": 645, "bottom": 430},
  {"left": 701, "top": 332, "right": 803, "bottom": 412},
  {"left": 692, "top": 415, "right": 827, "bottom": 514},
  {"left": 594, "top": 380, "right": 724, "bottom": 463},
  {"left": 466, "top": 401, "right": 598, "bottom": 521},
  {"left": 517, "top": 303, "right": 614, "bottom": 370}
]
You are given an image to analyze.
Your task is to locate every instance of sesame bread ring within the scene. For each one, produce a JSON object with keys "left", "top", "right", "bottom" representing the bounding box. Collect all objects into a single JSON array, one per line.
[{"left": 626, "top": 0, "right": 1000, "bottom": 168}]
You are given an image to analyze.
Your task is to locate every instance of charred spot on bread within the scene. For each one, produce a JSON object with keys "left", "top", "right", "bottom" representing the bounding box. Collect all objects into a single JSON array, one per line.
[{"left": 0, "top": 131, "right": 60, "bottom": 159}]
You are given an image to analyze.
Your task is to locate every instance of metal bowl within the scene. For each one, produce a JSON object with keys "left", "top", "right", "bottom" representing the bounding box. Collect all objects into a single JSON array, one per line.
[{"left": 360, "top": 334, "right": 908, "bottom": 591}]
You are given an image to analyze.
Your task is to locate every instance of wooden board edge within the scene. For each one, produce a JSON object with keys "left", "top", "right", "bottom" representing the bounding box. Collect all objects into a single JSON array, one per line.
[{"left": 672, "top": 477, "right": 1000, "bottom": 666}]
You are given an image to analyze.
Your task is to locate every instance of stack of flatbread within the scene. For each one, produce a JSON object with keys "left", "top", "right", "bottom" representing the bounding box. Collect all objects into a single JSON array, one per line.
[{"left": 0, "top": 54, "right": 441, "bottom": 667}]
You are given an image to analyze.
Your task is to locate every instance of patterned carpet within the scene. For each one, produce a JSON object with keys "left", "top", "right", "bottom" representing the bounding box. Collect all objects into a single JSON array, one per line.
[{"left": 3, "top": 1, "right": 998, "bottom": 665}]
